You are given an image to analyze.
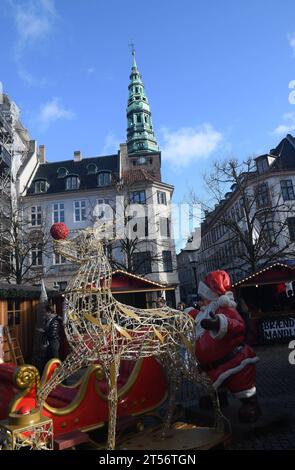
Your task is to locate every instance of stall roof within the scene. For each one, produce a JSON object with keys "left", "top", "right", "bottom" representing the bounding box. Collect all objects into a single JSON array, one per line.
[
  {"left": 0, "top": 283, "right": 56, "bottom": 299},
  {"left": 233, "top": 261, "right": 295, "bottom": 287},
  {"left": 111, "top": 270, "right": 176, "bottom": 294}
]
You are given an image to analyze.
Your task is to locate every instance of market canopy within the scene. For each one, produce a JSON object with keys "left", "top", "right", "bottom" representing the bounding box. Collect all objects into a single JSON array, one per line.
[
  {"left": 233, "top": 260, "right": 295, "bottom": 287},
  {"left": 111, "top": 269, "right": 176, "bottom": 294}
]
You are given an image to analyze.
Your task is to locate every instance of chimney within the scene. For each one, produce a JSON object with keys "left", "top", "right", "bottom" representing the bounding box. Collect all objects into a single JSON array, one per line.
[
  {"left": 74, "top": 150, "right": 82, "bottom": 162},
  {"left": 39, "top": 145, "right": 46, "bottom": 164}
]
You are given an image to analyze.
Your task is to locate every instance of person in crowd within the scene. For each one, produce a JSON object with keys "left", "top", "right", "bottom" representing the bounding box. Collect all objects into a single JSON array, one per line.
[
  {"left": 236, "top": 289, "right": 253, "bottom": 343},
  {"left": 177, "top": 302, "right": 186, "bottom": 311},
  {"left": 156, "top": 297, "right": 166, "bottom": 308},
  {"left": 43, "top": 304, "right": 63, "bottom": 362}
]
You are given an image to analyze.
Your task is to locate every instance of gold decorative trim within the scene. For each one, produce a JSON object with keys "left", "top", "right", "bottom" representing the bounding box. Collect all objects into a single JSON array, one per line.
[
  {"left": 13, "top": 365, "right": 40, "bottom": 391},
  {"left": 10, "top": 365, "right": 40, "bottom": 414},
  {"left": 43, "top": 364, "right": 103, "bottom": 416},
  {"left": 40, "top": 359, "right": 83, "bottom": 389},
  {"left": 8, "top": 408, "right": 41, "bottom": 427},
  {"left": 95, "top": 359, "right": 144, "bottom": 400}
]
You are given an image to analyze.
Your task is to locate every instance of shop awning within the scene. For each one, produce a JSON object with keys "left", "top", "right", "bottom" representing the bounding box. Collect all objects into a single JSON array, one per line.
[
  {"left": 111, "top": 269, "right": 176, "bottom": 294},
  {"left": 233, "top": 261, "right": 295, "bottom": 287}
]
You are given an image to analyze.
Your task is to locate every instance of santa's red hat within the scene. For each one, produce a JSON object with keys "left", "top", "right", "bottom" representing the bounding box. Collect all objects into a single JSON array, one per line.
[{"left": 198, "top": 270, "right": 232, "bottom": 301}]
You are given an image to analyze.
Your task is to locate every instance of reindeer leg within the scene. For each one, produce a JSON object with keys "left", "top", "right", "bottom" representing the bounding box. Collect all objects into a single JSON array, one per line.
[
  {"left": 188, "top": 354, "right": 224, "bottom": 433},
  {"left": 104, "top": 359, "right": 119, "bottom": 450},
  {"left": 203, "top": 375, "right": 224, "bottom": 433},
  {"left": 37, "top": 347, "right": 89, "bottom": 409},
  {"left": 160, "top": 355, "right": 178, "bottom": 439}
]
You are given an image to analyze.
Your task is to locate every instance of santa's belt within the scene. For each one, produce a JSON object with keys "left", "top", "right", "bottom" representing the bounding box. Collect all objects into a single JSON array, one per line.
[{"left": 199, "top": 344, "right": 245, "bottom": 372}]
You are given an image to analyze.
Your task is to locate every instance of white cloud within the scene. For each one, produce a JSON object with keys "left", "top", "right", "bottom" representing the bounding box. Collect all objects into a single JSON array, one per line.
[
  {"left": 102, "top": 134, "right": 120, "bottom": 154},
  {"left": 159, "top": 124, "right": 223, "bottom": 167},
  {"left": 87, "top": 67, "right": 96, "bottom": 74},
  {"left": 37, "top": 98, "right": 75, "bottom": 129},
  {"left": 8, "top": 0, "right": 57, "bottom": 84},
  {"left": 288, "top": 33, "right": 295, "bottom": 55},
  {"left": 272, "top": 113, "right": 295, "bottom": 135}
]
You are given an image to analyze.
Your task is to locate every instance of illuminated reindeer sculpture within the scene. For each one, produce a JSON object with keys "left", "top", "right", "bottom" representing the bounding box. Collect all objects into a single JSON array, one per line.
[{"left": 38, "top": 226, "right": 223, "bottom": 449}]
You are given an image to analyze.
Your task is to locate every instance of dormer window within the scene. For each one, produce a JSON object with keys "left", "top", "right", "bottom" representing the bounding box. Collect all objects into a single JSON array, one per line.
[
  {"left": 97, "top": 172, "right": 111, "bottom": 187},
  {"left": 87, "top": 163, "right": 97, "bottom": 175},
  {"left": 256, "top": 157, "right": 269, "bottom": 174},
  {"left": 57, "top": 167, "right": 68, "bottom": 178},
  {"left": 34, "top": 179, "right": 48, "bottom": 194},
  {"left": 66, "top": 175, "right": 80, "bottom": 190}
]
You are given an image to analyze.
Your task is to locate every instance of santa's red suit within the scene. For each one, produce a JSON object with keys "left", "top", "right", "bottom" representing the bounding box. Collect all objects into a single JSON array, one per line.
[{"left": 195, "top": 271, "right": 259, "bottom": 400}]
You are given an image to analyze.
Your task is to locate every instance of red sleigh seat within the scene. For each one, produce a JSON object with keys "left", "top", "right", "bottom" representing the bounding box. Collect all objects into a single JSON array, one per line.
[
  {"left": 46, "top": 360, "right": 136, "bottom": 407},
  {"left": 96, "top": 360, "right": 136, "bottom": 395}
]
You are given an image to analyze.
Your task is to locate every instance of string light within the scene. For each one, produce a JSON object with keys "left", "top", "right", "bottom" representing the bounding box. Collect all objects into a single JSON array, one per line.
[{"left": 232, "top": 262, "right": 290, "bottom": 287}]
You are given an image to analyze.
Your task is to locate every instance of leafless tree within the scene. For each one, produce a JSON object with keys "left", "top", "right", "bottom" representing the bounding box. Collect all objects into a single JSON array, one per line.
[
  {"left": 87, "top": 180, "right": 174, "bottom": 275},
  {"left": 0, "top": 198, "right": 51, "bottom": 284},
  {"left": 190, "top": 157, "right": 295, "bottom": 277}
]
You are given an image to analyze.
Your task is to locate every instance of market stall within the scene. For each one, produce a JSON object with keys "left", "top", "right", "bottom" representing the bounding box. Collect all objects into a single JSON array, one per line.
[{"left": 233, "top": 261, "right": 295, "bottom": 344}]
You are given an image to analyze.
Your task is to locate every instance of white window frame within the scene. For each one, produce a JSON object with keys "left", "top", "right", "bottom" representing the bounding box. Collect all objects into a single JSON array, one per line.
[
  {"left": 34, "top": 180, "right": 48, "bottom": 194},
  {"left": 97, "top": 172, "right": 111, "bottom": 187},
  {"left": 87, "top": 163, "right": 97, "bottom": 175},
  {"left": 31, "top": 243, "right": 43, "bottom": 266},
  {"left": 74, "top": 200, "right": 87, "bottom": 222},
  {"left": 157, "top": 191, "right": 167, "bottom": 205},
  {"left": 53, "top": 252, "right": 67, "bottom": 265},
  {"left": 52, "top": 203, "right": 65, "bottom": 224},
  {"left": 31, "top": 206, "right": 42, "bottom": 226},
  {"left": 66, "top": 176, "right": 80, "bottom": 190}
]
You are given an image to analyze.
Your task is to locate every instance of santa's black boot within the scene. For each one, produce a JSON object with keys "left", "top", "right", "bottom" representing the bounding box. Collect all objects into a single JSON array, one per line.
[{"left": 238, "top": 395, "right": 261, "bottom": 423}]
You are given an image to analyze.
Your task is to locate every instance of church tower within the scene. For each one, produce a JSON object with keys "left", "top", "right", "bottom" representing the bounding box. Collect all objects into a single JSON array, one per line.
[{"left": 126, "top": 48, "right": 159, "bottom": 155}]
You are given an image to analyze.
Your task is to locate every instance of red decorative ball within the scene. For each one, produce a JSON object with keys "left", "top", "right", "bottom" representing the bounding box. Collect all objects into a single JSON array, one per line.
[
  {"left": 18, "top": 406, "right": 31, "bottom": 415},
  {"left": 50, "top": 223, "right": 69, "bottom": 240}
]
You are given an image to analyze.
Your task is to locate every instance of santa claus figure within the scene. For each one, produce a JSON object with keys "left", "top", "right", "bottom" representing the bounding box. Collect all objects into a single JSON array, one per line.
[{"left": 196, "top": 270, "right": 261, "bottom": 423}]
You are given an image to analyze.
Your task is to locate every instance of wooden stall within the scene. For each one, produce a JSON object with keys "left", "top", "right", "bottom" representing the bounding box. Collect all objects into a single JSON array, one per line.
[
  {"left": 111, "top": 269, "right": 177, "bottom": 308},
  {"left": 233, "top": 261, "right": 295, "bottom": 344},
  {"left": 0, "top": 283, "right": 59, "bottom": 363},
  {"left": 0, "top": 284, "right": 42, "bottom": 362}
]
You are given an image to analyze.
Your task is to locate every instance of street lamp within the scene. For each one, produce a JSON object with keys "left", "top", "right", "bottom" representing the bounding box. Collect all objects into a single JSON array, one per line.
[{"left": 187, "top": 251, "right": 198, "bottom": 292}]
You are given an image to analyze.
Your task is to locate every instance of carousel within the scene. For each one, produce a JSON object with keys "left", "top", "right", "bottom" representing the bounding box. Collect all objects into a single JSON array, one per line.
[{"left": 0, "top": 223, "right": 229, "bottom": 451}]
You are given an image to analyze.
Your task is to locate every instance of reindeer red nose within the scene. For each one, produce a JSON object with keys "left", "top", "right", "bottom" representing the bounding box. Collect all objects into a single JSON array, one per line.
[{"left": 50, "top": 223, "right": 69, "bottom": 240}]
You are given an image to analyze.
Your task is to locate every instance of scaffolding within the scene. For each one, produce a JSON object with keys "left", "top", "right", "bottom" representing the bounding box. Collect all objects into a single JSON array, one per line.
[{"left": 0, "top": 105, "right": 12, "bottom": 198}]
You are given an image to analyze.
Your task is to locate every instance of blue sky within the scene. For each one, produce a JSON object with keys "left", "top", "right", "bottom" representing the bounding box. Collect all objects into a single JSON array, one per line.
[{"left": 1, "top": 0, "right": 295, "bottom": 247}]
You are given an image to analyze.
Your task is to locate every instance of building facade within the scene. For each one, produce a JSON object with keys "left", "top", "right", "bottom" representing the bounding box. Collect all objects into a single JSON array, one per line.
[
  {"left": 193, "top": 134, "right": 295, "bottom": 285},
  {"left": 177, "top": 228, "right": 200, "bottom": 304},
  {"left": 17, "top": 51, "right": 180, "bottom": 305}
]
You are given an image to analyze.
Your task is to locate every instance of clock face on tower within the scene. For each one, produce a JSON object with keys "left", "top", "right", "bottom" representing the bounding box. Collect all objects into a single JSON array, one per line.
[{"left": 137, "top": 156, "right": 147, "bottom": 165}]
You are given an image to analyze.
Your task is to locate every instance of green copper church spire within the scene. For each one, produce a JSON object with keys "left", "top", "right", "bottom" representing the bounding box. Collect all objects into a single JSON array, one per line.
[{"left": 126, "top": 47, "right": 159, "bottom": 154}]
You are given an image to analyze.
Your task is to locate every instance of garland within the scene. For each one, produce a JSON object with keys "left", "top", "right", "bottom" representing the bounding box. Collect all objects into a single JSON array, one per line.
[{"left": 0, "top": 288, "right": 51, "bottom": 300}]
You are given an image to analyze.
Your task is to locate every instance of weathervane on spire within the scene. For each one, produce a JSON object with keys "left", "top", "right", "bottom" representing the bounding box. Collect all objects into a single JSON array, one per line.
[
  {"left": 129, "top": 40, "right": 135, "bottom": 55},
  {"left": 129, "top": 40, "right": 137, "bottom": 67}
]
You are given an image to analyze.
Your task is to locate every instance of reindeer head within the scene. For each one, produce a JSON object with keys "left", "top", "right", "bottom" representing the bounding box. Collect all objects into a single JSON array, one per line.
[{"left": 52, "top": 223, "right": 112, "bottom": 264}]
